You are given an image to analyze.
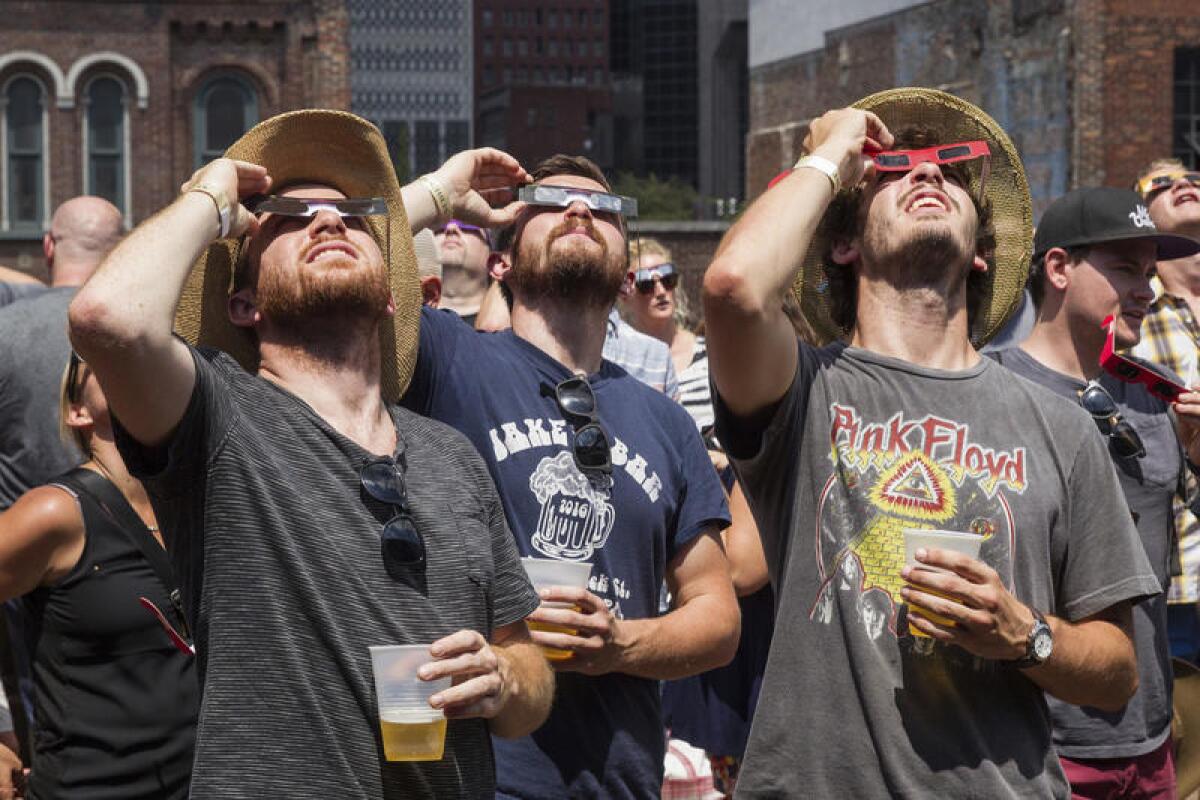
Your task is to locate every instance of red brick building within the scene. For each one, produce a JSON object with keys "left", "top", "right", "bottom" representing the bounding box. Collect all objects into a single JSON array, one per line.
[{"left": 0, "top": 0, "right": 349, "bottom": 277}]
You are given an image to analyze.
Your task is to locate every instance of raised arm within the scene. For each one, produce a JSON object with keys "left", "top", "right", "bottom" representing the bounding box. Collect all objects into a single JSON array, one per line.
[
  {"left": 702, "top": 109, "right": 893, "bottom": 417},
  {"left": 68, "top": 160, "right": 270, "bottom": 447},
  {"left": 402, "top": 147, "right": 529, "bottom": 234}
]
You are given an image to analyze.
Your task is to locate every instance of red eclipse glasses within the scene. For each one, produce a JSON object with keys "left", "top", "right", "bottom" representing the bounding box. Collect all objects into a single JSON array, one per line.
[
  {"left": 768, "top": 140, "right": 991, "bottom": 191},
  {"left": 1099, "top": 315, "right": 1189, "bottom": 403}
]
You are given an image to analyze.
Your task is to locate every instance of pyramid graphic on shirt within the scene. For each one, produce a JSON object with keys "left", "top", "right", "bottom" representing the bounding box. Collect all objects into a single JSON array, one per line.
[{"left": 868, "top": 450, "right": 956, "bottom": 522}]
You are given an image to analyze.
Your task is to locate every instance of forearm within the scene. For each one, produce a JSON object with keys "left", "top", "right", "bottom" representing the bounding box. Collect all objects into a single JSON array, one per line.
[
  {"left": 1025, "top": 613, "right": 1137, "bottom": 712},
  {"left": 0, "top": 265, "right": 41, "bottom": 285},
  {"left": 488, "top": 638, "right": 554, "bottom": 738},
  {"left": 612, "top": 592, "right": 740, "bottom": 681},
  {"left": 402, "top": 178, "right": 446, "bottom": 233}
]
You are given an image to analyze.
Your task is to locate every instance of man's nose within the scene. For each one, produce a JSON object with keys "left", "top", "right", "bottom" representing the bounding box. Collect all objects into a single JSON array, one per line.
[{"left": 309, "top": 209, "right": 347, "bottom": 235}]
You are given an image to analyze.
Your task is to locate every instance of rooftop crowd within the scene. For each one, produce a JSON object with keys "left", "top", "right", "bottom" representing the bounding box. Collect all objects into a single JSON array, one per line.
[{"left": 0, "top": 86, "right": 1198, "bottom": 799}]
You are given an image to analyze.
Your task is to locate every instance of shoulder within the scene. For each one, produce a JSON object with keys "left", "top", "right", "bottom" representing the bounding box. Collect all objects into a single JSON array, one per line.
[
  {"left": 5, "top": 484, "right": 84, "bottom": 542},
  {"left": 395, "top": 405, "right": 489, "bottom": 465}
]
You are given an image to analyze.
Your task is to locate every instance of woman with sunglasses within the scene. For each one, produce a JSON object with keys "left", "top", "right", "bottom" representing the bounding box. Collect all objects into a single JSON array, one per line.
[{"left": 0, "top": 354, "right": 197, "bottom": 799}]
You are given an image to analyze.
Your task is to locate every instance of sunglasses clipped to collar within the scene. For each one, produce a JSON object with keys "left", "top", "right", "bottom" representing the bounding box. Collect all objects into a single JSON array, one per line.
[
  {"left": 1136, "top": 171, "right": 1200, "bottom": 199},
  {"left": 1077, "top": 381, "right": 1146, "bottom": 459},
  {"left": 360, "top": 455, "right": 426, "bottom": 579},
  {"left": 633, "top": 263, "right": 679, "bottom": 294},
  {"left": 518, "top": 184, "right": 639, "bottom": 219},
  {"left": 544, "top": 375, "right": 613, "bottom": 479},
  {"left": 1099, "top": 315, "right": 1189, "bottom": 403}
]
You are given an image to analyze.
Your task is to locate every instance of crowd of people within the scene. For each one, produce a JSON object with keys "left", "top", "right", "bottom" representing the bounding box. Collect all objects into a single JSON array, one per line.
[{"left": 0, "top": 86, "right": 1197, "bottom": 799}]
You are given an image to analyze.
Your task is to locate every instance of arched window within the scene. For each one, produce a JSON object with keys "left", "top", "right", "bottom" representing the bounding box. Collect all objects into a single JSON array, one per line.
[
  {"left": 84, "top": 75, "right": 127, "bottom": 214},
  {"left": 4, "top": 75, "right": 46, "bottom": 230},
  {"left": 193, "top": 75, "right": 258, "bottom": 167}
]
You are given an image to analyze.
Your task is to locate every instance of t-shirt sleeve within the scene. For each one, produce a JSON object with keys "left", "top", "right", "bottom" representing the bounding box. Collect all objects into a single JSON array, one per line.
[
  {"left": 402, "top": 306, "right": 471, "bottom": 415},
  {"left": 1054, "top": 429, "right": 1162, "bottom": 621},
  {"left": 0, "top": 281, "right": 45, "bottom": 308},
  {"left": 479, "top": 462, "right": 541, "bottom": 629},
  {"left": 111, "top": 345, "right": 237, "bottom": 499},
  {"left": 667, "top": 404, "right": 732, "bottom": 562}
]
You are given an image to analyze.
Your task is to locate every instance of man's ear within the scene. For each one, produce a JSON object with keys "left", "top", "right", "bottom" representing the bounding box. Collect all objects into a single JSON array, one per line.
[
  {"left": 971, "top": 251, "right": 989, "bottom": 274},
  {"left": 619, "top": 271, "right": 635, "bottom": 298},
  {"left": 830, "top": 239, "right": 860, "bottom": 266},
  {"left": 43, "top": 232, "right": 54, "bottom": 266},
  {"left": 488, "top": 251, "right": 511, "bottom": 282},
  {"left": 228, "top": 288, "right": 261, "bottom": 328},
  {"left": 420, "top": 275, "right": 442, "bottom": 308},
  {"left": 66, "top": 401, "right": 93, "bottom": 430},
  {"left": 1042, "top": 247, "right": 1072, "bottom": 293}
]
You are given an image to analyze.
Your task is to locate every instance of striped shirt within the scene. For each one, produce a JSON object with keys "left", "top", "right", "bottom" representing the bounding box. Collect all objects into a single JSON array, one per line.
[
  {"left": 1128, "top": 276, "right": 1200, "bottom": 604},
  {"left": 678, "top": 337, "right": 713, "bottom": 432},
  {"left": 604, "top": 309, "right": 679, "bottom": 398}
]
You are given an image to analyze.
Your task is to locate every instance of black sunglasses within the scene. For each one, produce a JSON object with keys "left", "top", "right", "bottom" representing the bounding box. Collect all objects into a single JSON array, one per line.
[
  {"left": 66, "top": 351, "right": 84, "bottom": 403},
  {"left": 1078, "top": 381, "right": 1146, "bottom": 459},
  {"left": 547, "top": 376, "right": 613, "bottom": 476},
  {"left": 360, "top": 459, "right": 426, "bottom": 577},
  {"left": 634, "top": 264, "right": 679, "bottom": 295}
]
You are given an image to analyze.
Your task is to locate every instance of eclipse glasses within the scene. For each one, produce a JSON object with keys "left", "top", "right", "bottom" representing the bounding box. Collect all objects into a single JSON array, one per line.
[
  {"left": 1136, "top": 171, "right": 1200, "bottom": 200},
  {"left": 518, "top": 184, "right": 639, "bottom": 219},
  {"left": 247, "top": 196, "right": 389, "bottom": 218},
  {"left": 1099, "top": 315, "right": 1189, "bottom": 403},
  {"left": 768, "top": 140, "right": 991, "bottom": 191}
]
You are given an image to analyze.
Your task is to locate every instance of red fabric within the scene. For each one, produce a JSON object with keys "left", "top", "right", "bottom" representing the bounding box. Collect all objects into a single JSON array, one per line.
[{"left": 1060, "top": 736, "right": 1176, "bottom": 800}]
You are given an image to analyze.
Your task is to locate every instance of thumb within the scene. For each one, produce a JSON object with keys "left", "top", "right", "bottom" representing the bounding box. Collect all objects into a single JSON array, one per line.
[{"left": 228, "top": 204, "right": 258, "bottom": 239}]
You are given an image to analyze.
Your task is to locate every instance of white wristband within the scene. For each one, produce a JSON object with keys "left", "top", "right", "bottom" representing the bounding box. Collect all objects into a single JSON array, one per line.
[{"left": 793, "top": 155, "right": 841, "bottom": 195}]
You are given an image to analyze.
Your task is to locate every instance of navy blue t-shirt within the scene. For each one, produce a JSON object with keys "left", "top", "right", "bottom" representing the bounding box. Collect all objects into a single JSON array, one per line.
[{"left": 404, "top": 307, "right": 730, "bottom": 799}]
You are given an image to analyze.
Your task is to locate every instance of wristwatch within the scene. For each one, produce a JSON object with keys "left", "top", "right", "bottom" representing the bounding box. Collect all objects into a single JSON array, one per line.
[{"left": 1012, "top": 608, "right": 1053, "bottom": 668}]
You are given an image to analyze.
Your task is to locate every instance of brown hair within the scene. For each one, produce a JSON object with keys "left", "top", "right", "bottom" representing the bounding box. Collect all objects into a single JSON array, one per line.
[
  {"left": 819, "top": 125, "right": 997, "bottom": 333},
  {"left": 1134, "top": 157, "right": 1187, "bottom": 188}
]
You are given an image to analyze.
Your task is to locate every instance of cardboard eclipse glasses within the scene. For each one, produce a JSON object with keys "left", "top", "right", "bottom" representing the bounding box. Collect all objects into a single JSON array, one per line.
[
  {"left": 518, "top": 184, "right": 639, "bottom": 219},
  {"left": 1100, "top": 315, "right": 1190, "bottom": 403},
  {"left": 768, "top": 140, "right": 991, "bottom": 191},
  {"left": 1136, "top": 171, "right": 1200, "bottom": 199}
]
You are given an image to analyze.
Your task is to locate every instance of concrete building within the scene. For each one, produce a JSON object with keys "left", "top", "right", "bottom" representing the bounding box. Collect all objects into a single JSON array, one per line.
[
  {"left": 0, "top": 0, "right": 350, "bottom": 275},
  {"left": 349, "top": 0, "right": 473, "bottom": 182},
  {"left": 746, "top": 0, "right": 1200, "bottom": 216}
]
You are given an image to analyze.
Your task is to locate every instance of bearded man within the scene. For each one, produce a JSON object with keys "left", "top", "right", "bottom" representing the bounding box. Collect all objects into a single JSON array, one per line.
[
  {"left": 400, "top": 154, "right": 739, "bottom": 799},
  {"left": 67, "top": 110, "right": 554, "bottom": 799},
  {"left": 702, "top": 88, "right": 1159, "bottom": 797}
]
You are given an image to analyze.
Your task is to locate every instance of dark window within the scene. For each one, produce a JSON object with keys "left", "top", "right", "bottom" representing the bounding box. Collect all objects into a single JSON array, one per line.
[
  {"left": 414, "top": 120, "right": 440, "bottom": 174},
  {"left": 445, "top": 120, "right": 469, "bottom": 155},
  {"left": 1175, "top": 48, "right": 1200, "bottom": 169},
  {"left": 86, "top": 77, "right": 126, "bottom": 212},
  {"left": 194, "top": 75, "right": 258, "bottom": 167},
  {"left": 5, "top": 76, "right": 45, "bottom": 229},
  {"left": 383, "top": 120, "right": 410, "bottom": 183}
]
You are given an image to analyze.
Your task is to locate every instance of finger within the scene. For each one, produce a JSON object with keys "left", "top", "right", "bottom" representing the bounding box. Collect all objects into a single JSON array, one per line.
[
  {"left": 430, "top": 672, "right": 501, "bottom": 710},
  {"left": 906, "top": 611, "right": 957, "bottom": 642},
  {"left": 229, "top": 205, "right": 257, "bottom": 239},
  {"left": 912, "top": 547, "right": 994, "bottom": 584},
  {"left": 475, "top": 200, "right": 527, "bottom": 227},
  {"left": 900, "top": 586, "right": 988, "bottom": 628},
  {"left": 430, "top": 629, "right": 486, "bottom": 659},
  {"left": 527, "top": 627, "right": 594, "bottom": 653},
  {"left": 419, "top": 652, "right": 489, "bottom": 683},
  {"left": 862, "top": 111, "right": 893, "bottom": 149},
  {"left": 230, "top": 159, "right": 269, "bottom": 176},
  {"left": 537, "top": 585, "right": 605, "bottom": 611},
  {"left": 527, "top": 605, "right": 595, "bottom": 631}
]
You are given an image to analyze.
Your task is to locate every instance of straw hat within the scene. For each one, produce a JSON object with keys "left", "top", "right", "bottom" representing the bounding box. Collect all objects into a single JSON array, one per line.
[
  {"left": 174, "top": 109, "right": 421, "bottom": 402},
  {"left": 1174, "top": 656, "right": 1200, "bottom": 797},
  {"left": 793, "top": 87, "right": 1033, "bottom": 348}
]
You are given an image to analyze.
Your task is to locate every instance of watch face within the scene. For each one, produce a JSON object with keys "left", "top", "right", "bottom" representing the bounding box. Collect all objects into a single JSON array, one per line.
[{"left": 1033, "top": 629, "right": 1053, "bottom": 661}]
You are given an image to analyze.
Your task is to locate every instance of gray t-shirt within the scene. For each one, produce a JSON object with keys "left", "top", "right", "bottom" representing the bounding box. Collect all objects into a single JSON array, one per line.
[
  {"left": 0, "top": 280, "right": 47, "bottom": 309},
  {"left": 714, "top": 342, "right": 1159, "bottom": 799},
  {"left": 114, "top": 347, "right": 540, "bottom": 800},
  {"left": 991, "top": 347, "right": 1177, "bottom": 759},
  {"left": 0, "top": 287, "right": 83, "bottom": 509}
]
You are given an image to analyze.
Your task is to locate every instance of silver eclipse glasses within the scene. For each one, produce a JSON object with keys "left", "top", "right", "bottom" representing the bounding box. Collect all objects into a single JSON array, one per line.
[{"left": 518, "top": 184, "right": 638, "bottom": 219}]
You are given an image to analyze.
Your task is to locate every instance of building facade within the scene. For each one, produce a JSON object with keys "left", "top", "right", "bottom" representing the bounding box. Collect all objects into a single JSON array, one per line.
[
  {"left": 0, "top": 0, "right": 349, "bottom": 276},
  {"left": 349, "top": 0, "right": 473, "bottom": 183},
  {"left": 746, "top": 0, "right": 1200, "bottom": 215}
]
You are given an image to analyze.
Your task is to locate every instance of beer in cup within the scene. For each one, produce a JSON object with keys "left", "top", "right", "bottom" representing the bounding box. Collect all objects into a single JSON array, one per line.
[
  {"left": 902, "top": 529, "right": 984, "bottom": 637},
  {"left": 368, "top": 644, "right": 451, "bottom": 761},
  {"left": 521, "top": 557, "right": 594, "bottom": 661}
]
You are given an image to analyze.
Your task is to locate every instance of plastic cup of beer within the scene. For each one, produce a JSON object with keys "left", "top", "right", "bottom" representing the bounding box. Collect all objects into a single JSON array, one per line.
[
  {"left": 521, "top": 557, "right": 593, "bottom": 661},
  {"left": 368, "top": 645, "right": 451, "bottom": 762},
  {"left": 902, "top": 529, "right": 984, "bottom": 637}
]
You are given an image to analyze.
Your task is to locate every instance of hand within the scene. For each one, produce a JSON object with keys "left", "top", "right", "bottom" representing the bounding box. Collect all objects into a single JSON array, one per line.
[
  {"left": 802, "top": 108, "right": 895, "bottom": 190},
  {"left": 420, "top": 630, "right": 511, "bottom": 721},
  {"left": 179, "top": 158, "right": 273, "bottom": 239},
  {"left": 428, "top": 148, "right": 530, "bottom": 229},
  {"left": 526, "top": 586, "right": 623, "bottom": 675},
  {"left": 1173, "top": 389, "right": 1200, "bottom": 466},
  {"left": 0, "top": 740, "right": 22, "bottom": 798},
  {"left": 899, "top": 547, "right": 1035, "bottom": 661}
]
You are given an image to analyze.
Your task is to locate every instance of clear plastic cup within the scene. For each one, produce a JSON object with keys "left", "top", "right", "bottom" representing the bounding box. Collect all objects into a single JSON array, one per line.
[
  {"left": 368, "top": 645, "right": 451, "bottom": 761},
  {"left": 521, "top": 557, "right": 593, "bottom": 661},
  {"left": 902, "top": 529, "right": 984, "bottom": 637}
]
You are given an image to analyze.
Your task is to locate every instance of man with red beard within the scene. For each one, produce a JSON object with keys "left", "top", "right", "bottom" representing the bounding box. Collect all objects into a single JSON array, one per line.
[
  {"left": 66, "top": 110, "right": 554, "bottom": 799},
  {"left": 400, "top": 154, "right": 739, "bottom": 798}
]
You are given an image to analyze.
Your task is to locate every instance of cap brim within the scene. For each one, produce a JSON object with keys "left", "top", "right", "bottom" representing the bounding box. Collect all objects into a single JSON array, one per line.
[{"left": 1035, "top": 230, "right": 1200, "bottom": 261}]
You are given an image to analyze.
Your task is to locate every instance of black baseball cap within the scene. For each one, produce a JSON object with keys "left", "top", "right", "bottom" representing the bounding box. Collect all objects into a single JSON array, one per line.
[{"left": 1033, "top": 187, "right": 1200, "bottom": 260}]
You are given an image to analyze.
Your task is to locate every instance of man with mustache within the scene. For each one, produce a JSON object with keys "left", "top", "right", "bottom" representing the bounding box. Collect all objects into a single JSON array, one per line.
[
  {"left": 991, "top": 187, "right": 1200, "bottom": 797},
  {"left": 65, "top": 111, "right": 554, "bottom": 799},
  {"left": 401, "top": 154, "right": 739, "bottom": 798},
  {"left": 1127, "top": 158, "right": 1200, "bottom": 667},
  {"left": 702, "top": 89, "right": 1160, "bottom": 797}
]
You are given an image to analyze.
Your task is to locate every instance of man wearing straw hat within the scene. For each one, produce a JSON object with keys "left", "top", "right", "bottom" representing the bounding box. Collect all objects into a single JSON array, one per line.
[
  {"left": 703, "top": 88, "right": 1159, "bottom": 797},
  {"left": 67, "top": 110, "right": 555, "bottom": 799}
]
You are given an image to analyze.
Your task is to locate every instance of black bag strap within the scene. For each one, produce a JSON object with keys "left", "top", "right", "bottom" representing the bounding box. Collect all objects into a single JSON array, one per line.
[{"left": 54, "top": 468, "right": 189, "bottom": 637}]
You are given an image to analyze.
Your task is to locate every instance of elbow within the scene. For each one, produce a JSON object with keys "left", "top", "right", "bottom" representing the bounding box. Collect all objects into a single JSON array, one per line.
[
  {"left": 1098, "top": 659, "right": 1139, "bottom": 712},
  {"left": 708, "top": 605, "right": 742, "bottom": 670},
  {"left": 703, "top": 254, "right": 767, "bottom": 320},
  {"left": 68, "top": 287, "right": 149, "bottom": 358}
]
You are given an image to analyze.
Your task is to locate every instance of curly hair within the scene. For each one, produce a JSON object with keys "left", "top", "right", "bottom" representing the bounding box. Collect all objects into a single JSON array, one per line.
[{"left": 819, "top": 125, "right": 997, "bottom": 333}]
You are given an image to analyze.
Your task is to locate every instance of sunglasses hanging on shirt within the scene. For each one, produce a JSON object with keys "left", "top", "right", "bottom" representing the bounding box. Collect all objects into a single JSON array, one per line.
[
  {"left": 360, "top": 457, "right": 427, "bottom": 578},
  {"left": 544, "top": 375, "right": 614, "bottom": 482},
  {"left": 1077, "top": 381, "right": 1146, "bottom": 459}
]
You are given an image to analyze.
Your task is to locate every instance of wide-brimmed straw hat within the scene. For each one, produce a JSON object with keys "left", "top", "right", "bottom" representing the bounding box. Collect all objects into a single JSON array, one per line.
[
  {"left": 174, "top": 109, "right": 420, "bottom": 402},
  {"left": 793, "top": 87, "right": 1033, "bottom": 347}
]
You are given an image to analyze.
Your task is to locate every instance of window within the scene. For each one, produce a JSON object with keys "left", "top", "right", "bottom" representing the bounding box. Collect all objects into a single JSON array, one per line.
[
  {"left": 548, "top": 11, "right": 557, "bottom": 28},
  {"left": 382, "top": 120, "right": 410, "bottom": 183},
  {"left": 503, "top": 39, "right": 513, "bottom": 57},
  {"left": 4, "top": 75, "right": 46, "bottom": 230},
  {"left": 548, "top": 40, "right": 559, "bottom": 57},
  {"left": 484, "top": 37, "right": 494, "bottom": 56},
  {"left": 577, "top": 40, "right": 588, "bottom": 58},
  {"left": 535, "top": 37, "right": 544, "bottom": 56},
  {"left": 482, "top": 9, "right": 493, "bottom": 26},
  {"left": 445, "top": 120, "right": 469, "bottom": 155},
  {"left": 414, "top": 120, "right": 440, "bottom": 174},
  {"left": 84, "top": 76, "right": 126, "bottom": 213},
  {"left": 593, "top": 68, "right": 604, "bottom": 85},
  {"left": 526, "top": 108, "right": 538, "bottom": 128},
  {"left": 1176, "top": 49, "right": 1200, "bottom": 169},
  {"left": 484, "top": 65, "right": 496, "bottom": 86},
  {"left": 194, "top": 75, "right": 258, "bottom": 167},
  {"left": 594, "top": 39, "right": 604, "bottom": 58}
]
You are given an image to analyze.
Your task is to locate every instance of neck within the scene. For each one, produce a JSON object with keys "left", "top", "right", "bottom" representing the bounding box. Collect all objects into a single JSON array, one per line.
[
  {"left": 1156, "top": 254, "right": 1200, "bottom": 299},
  {"left": 511, "top": 296, "right": 611, "bottom": 374},
  {"left": 1020, "top": 305, "right": 1103, "bottom": 382},
  {"left": 849, "top": 276, "right": 979, "bottom": 369},
  {"left": 257, "top": 318, "right": 395, "bottom": 455},
  {"left": 49, "top": 261, "right": 95, "bottom": 288},
  {"left": 440, "top": 266, "right": 488, "bottom": 315},
  {"left": 637, "top": 314, "right": 677, "bottom": 346},
  {"left": 89, "top": 440, "right": 151, "bottom": 512}
]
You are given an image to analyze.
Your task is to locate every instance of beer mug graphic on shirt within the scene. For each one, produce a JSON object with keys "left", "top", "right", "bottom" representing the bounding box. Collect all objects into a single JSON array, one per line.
[{"left": 529, "top": 451, "right": 615, "bottom": 561}]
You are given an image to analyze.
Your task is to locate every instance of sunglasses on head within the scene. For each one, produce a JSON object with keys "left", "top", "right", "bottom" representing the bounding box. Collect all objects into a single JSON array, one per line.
[
  {"left": 518, "top": 184, "right": 639, "bottom": 219},
  {"left": 1099, "top": 315, "right": 1189, "bottom": 403},
  {"left": 247, "top": 196, "right": 389, "bottom": 218},
  {"left": 1136, "top": 171, "right": 1200, "bottom": 199},
  {"left": 359, "top": 457, "right": 426, "bottom": 578},
  {"left": 545, "top": 375, "right": 613, "bottom": 477},
  {"left": 1077, "top": 381, "right": 1146, "bottom": 459},
  {"left": 633, "top": 263, "right": 679, "bottom": 294}
]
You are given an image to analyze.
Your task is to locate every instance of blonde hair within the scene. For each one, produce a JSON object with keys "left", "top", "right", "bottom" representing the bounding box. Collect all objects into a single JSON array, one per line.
[
  {"left": 59, "top": 356, "right": 91, "bottom": 457},
  {"left": 627, "top": 237, "right": 692, "bottom": 328}
]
